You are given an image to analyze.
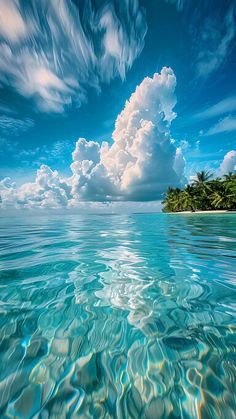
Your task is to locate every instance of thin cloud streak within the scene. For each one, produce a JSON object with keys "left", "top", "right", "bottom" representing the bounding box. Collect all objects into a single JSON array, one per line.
[
  {"left": 193, "top": 96, "right": 236, "bottom": 121},
  {"left": 205, "top": 115, "right": 236, "bottom": 136},
  {"left": 165, "top": 0, "right": 186, "bottom": 11}
]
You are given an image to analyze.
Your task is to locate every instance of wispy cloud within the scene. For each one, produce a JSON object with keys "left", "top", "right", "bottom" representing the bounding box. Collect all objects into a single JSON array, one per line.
[
  {"left": 0, "top": 0, "right": 28, "bottom": 43},
  {"left": 0, "top": 136, "right": 18, "bottom": 156},
  {"left": 165, "top": 0, "right": 185, "bottom": 11},
  {"left": 196, "top": 6, "right": 235, "bottom": 78},
  {"left": 205, "top": 115, "right": 236, "bottom": 136},
  {"left": 0, "top": 115, "right": 34, "bottom": 136},
  {"left": 0, "top": 0, "right": 147, "bottom": 113},
  {"left": 0, "top": 103, "right": 16, "bottom": 115},
  {"left": 193, "top": 95, "right": 236, "bottom": 120},
  {"left": 16, "top": 140, "right": 73, "bottom": 168}
]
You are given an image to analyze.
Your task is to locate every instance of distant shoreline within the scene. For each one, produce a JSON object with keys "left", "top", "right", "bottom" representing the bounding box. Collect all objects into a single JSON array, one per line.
[{"left": 167, "top": 210, "right": 236, "bottom": 214}]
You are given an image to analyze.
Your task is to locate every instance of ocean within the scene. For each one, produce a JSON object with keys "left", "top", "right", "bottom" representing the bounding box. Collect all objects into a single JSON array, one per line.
[{"left": 0, "top": 213, "right": 235, "bottom": 417}]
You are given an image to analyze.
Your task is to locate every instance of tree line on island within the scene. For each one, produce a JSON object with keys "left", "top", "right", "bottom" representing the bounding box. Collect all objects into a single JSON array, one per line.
[{"left": 162, "top": 171, "right": 236, "bottom": 212}]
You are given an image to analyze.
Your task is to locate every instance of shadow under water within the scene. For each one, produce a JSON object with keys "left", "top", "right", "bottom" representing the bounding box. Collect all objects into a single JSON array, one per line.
[{"left": 0, "top": 213, "right": 235, "bottom": 418}]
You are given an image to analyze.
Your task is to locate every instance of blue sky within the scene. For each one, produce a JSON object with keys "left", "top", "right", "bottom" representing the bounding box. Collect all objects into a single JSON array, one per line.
[{"left": 0, "top": 0, "right": 235, "bottom": 209}]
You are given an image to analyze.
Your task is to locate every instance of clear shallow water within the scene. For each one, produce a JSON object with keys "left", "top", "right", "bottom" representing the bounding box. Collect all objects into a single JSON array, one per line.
[{"left": 0, "top": 213, "right": 235, "bottom": 418}]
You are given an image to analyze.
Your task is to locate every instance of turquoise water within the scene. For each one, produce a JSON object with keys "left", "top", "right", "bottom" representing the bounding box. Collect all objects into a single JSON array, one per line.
[{"left": 0, "top": 213, "right": 235, "bottom": 418}]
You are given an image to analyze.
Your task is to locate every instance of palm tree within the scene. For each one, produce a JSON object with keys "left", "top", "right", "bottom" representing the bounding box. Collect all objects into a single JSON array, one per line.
[
  {"left": 172, "top": 188, "right": 184, "bottom": 212},
  {"left": 193, "top": 170, "right": 213, "bottom": 184},
  {"left": 223, "top": 172, "right": 236, "bottom": 182},
  {"left": 192, "top": 170, "right": 213, "bottom": 210},
  {"left": 181, "top": 185, "right": 196, "bottom": 211},
  {"left": 162, "top": 187, "right": 182, "bottom": 212},
  {"left": 162, "top": 171, "right": 235, "bottom": 212},
  {"left": 162, "top": 188, "right": 174, "bottom": 212},
  {"left": 210, "top": 183, "right": 235, "bottom": 209}
]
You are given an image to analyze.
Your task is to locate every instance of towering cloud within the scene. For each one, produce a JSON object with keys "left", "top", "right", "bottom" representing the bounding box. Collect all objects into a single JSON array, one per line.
[
  {"left": 0, "top": 68, "right": 186, "bottom": 209},
  {"left": 70, "top": 67, "right": 186, "bottom": 201}
]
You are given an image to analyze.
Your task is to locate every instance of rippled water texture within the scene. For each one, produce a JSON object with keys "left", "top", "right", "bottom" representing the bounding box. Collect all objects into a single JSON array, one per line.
[{"left": 0, "top": 213, "right": 236, "bottom": 418}]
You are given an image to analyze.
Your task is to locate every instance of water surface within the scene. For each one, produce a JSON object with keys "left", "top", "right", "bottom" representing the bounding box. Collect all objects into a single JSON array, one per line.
[{"left": 0, "top": 213, "right": 235, "bottom": 418}]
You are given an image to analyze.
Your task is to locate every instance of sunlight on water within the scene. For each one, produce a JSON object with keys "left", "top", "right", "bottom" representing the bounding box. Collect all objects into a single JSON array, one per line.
[{"left": 0, "top": 213, "right": 235, "bottom": 418}]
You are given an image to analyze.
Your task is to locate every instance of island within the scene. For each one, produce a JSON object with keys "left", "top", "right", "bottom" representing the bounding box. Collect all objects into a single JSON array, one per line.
[{"left": 162, "top": 171, "right": 236, "bottom": 213}]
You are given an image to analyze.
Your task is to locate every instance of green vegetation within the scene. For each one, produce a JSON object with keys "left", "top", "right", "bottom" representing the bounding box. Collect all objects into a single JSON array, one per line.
[{"left": 162, "top": 171, "right": 236, "bottom": 212}]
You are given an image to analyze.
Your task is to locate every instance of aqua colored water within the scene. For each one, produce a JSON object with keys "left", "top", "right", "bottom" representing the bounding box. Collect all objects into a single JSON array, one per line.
[{"left": 0, "top": 213, "right": 235, "bottom": 418}]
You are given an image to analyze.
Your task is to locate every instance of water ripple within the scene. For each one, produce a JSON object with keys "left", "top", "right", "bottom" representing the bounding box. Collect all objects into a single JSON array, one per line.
[{"left": 0, "top": 213, "right": 235, "bottom": 417}]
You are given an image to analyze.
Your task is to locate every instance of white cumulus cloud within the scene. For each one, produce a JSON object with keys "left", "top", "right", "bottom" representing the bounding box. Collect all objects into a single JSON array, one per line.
[
  {"left": 70, "top": 67, "right": 186, "bottom": 201},
  {"left": 0, "top": 67, "right": 186, "bottom": 209},
  {"left": 219, "top": 150, "right": 236, "bottom": 175},
  {"left": 0, "top": 165, "right": 70, "bottom": 209}
]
